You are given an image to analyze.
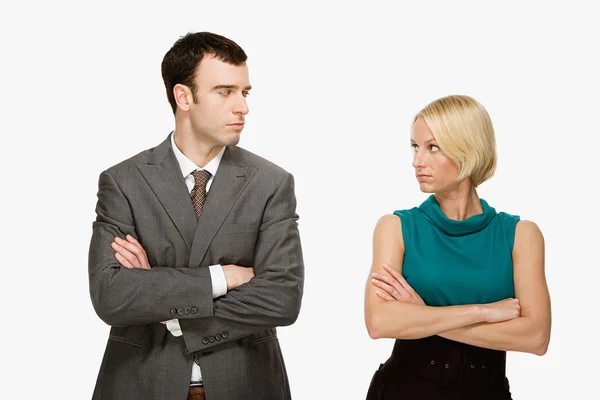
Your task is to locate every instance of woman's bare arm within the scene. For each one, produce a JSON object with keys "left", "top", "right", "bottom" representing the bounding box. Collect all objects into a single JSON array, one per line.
[
  {"left": 364, "top": 215, "right": 519, "bottom": 340},
  {"left": 438, "top": 220, "right": 552, "bottom": 355}
]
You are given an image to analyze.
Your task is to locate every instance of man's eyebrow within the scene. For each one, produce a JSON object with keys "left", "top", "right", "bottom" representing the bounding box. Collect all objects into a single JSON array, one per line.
[{"left": 212, "top": 84, "right": 252, "bottom": 91}]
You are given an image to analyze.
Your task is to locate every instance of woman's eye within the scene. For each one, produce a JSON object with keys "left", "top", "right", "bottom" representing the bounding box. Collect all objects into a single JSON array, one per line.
[{"left": 430, "top": 145, "right": 439, "bottom": 152}]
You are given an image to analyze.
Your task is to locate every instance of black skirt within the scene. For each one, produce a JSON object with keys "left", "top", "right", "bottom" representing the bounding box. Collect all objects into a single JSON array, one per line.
[{"left": 366, "top": 336, "right": 512, "bottom": 400}]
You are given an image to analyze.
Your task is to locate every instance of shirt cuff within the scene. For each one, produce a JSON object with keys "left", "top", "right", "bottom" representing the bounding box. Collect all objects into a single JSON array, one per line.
[
  {"left": 165, "top": 319, "right": 182, "bottom": 337},
  {"left": 209, "top": 264, "right": 227, "bottom": 298}
]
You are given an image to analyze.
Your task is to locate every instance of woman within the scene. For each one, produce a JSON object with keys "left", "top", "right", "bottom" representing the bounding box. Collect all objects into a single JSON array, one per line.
[{"left": 364, "top": 95, "right": 551, "bottom": 399}]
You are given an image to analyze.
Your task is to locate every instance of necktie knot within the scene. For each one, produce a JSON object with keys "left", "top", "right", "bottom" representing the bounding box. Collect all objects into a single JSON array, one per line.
[{"left": 191, "top": 169, "right": 211, "bottom": 188}]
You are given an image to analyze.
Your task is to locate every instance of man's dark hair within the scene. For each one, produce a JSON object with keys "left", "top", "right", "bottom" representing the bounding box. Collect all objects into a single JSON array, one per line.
[{"left": 161, "top": 32, "right": 247, "bottom": 114}]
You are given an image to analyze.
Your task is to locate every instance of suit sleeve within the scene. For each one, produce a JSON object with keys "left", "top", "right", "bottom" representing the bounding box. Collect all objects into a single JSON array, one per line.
[
  {"left": 88, "top": 170, "right": 214, "bottom": 327},
  {"left": 180, "top": 172, "right": 305, "bottom": 352}
]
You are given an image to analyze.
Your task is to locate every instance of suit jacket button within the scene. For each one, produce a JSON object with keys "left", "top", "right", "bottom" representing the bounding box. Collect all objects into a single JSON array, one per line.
[
  {"left": 209, "top": 336, "right": 215, "bottom": 343},
  {"left": 202, "top": 338, "right": 209, "bottom": 345},
  {"left": 215, "top": 334, "right": 222, "bottom": 341},
  {"left": 184, "top": 307, "right": 191, "bottom": 315},
  {"left": 222, "top": 331, "right": 228, "bottom": 339},
  {"left": 177, "top": 308, "right": 184, "bottom": 316},
  {"left": 170, "top": 308, "right": 177, "bottom": 316},
  {"left": 184, "top": 346, "right": 189, "bottom": 355},
  {"left": 191, "top": 307, "right": 198, "bottom": 314}
]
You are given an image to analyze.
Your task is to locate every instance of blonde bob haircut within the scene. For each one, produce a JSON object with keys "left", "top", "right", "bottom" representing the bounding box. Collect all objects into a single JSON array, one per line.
[{"left": 413, "top": 95, "right": 497, "bottom": 187}]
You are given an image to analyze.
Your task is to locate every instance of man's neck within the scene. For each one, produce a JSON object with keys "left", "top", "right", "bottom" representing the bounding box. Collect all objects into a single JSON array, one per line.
[{"left": 173, "top": 130, "right": 223, "bottom": 168}]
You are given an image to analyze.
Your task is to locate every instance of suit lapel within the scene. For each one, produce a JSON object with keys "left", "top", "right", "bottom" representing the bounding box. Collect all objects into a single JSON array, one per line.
[
  {"left": 188, "top": 146, "right": 257, "bottom": 268},
  {"left": 137, "top": 134, "right": 197, "bottom": 252}
]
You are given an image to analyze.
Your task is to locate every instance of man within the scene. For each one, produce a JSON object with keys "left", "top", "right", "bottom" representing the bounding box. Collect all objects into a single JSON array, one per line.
[{"left": 88, "top": 32, "right": 304, "bottom": 400}]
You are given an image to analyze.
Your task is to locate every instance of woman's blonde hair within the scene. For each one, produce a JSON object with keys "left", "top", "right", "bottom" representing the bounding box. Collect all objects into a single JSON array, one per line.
[{"left": 413, "top": 95, "right": 497, "bottom": 187}]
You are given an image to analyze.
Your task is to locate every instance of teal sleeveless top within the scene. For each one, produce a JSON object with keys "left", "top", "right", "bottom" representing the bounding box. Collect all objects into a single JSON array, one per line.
[{"left": 394, "top": 195, "right": 520, "bottom": 307}]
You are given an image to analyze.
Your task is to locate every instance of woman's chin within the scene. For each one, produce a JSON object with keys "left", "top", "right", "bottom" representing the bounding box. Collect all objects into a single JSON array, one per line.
[{"left": 418, "top": 183, "right": 435, "bottom": 193}]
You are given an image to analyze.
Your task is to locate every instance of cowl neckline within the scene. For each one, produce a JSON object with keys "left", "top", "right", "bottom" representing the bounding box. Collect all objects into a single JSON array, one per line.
[{"left": 418, "top": 195, "right": 496, "bottom": 236}]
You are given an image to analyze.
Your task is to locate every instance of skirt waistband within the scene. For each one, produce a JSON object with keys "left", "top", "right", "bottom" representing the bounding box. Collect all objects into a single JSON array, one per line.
[{"left": 385, "top": 336, "right": 508, "bottom": 390}]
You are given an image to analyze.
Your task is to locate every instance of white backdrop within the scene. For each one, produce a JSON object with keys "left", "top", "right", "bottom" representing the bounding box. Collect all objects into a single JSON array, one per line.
[{"left": 2, "top": 1, "right": 598, "bottom": 399}]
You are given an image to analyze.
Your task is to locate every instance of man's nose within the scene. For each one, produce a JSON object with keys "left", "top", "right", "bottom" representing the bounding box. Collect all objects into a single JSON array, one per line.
[{"left": 233, "top": 95, "right": 249, "bottom": 115}]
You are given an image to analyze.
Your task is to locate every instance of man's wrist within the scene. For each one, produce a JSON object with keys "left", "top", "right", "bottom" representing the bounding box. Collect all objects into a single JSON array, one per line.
[
  {"left": 165, "top": 319, "right": 182, "bottom": 337},
  {"left": 209, "top": 264, "right": 227, "bottom": 298}
]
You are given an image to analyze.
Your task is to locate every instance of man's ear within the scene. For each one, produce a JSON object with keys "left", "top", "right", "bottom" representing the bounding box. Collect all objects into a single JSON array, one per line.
[{"left": 173, "top": 84, "right": 193, "bottom": 112}]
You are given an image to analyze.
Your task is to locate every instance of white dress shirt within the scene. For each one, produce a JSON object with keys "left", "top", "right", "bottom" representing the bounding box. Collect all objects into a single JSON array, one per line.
[{"left": 167, "top": 132, "right": 228, "bottom": 384}]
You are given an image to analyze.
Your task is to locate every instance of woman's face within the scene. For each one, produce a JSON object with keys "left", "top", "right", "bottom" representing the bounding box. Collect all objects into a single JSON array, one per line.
[{"left": 410, "top": 118, "right": 461, "bottom": 194}]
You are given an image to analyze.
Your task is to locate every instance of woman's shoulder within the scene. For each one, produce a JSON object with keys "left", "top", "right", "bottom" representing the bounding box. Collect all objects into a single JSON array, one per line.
[
  {"left": 493, "top": 205, "right": 540, "bottom": 231},
  {"left": 375, "top": 214, "right": 402, "bottom": 231},
  {"left": 514, "top": 219, "right": 544, "bottom": 241},
  {"left": 495, "top": 210, "right": 521, "bottom": 232},
  {"left": 494, "top": 210, "right": 542, "bottom": 233},
  {"left": 493, "top": 208, "right": 543, "bottom": 251},
  {"left": 392, "top": 205, "right": 420, "bottom": 220},
  {"left": 373, "top": 214, "right": 405, "bottom": 248},
  {"left": 374, "top": 206, "right": 420, "bottom": 244}
]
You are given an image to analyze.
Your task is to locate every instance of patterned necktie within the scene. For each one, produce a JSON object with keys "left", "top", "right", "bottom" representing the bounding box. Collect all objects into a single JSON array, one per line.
[
  {"left": 190, "top": 169, "right": 212, "bottom": 218},
  {"left": 190, "top": 169, "right": 211, "bottom": 367}
]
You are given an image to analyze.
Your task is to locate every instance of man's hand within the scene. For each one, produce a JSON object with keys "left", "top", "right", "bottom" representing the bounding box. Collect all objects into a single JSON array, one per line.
[
  {"left": 111, "top": 234, "right": 151, "bottom": 270},
  {"left": 111, "top": 235, "right": 166, "bottom": 324},
  {"left": 222, "top": 264, "right": 255, "bottom": 290},
  {"left": 371, "top": 263, "right": 426, "bottom": 305}
]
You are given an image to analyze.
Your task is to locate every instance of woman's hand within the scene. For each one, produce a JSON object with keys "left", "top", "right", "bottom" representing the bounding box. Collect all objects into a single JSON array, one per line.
[
  {"left": 479, "top": 298, "right": 522, "bottom": 323},
  {"left": 371, "top": 263, "right": 425, "bottom": 305}
]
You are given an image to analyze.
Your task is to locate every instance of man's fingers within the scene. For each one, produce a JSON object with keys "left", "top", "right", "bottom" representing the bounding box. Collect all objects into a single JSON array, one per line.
[
  {"left": 119, "top": 236, "right": 150, "bottom": 269},
  {"left": 111, "top": 242, "right": 141, "bottom": 269},
  {"left": 115, "top": 237, "right": 145, "bottom": 259},
  {"left": 115, "top": 252, "right": 134, "bottom": 269},
  {"left": 125, "top": 234, "right": 142, "bottom": 248}
]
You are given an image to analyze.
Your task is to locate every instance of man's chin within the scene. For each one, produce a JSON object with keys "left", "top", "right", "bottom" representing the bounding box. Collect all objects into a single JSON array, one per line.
[{"left": 223, "top": 133, "right": 241, "bottom": 147}]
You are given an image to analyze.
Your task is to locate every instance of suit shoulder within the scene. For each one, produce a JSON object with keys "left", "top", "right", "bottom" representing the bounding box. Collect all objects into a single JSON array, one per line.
[
  {"left": 235, "top": 146, "right": 290, "bottom": 178},
  {"left": 100, "top": 143, "right": 160, "bottom": 182}
]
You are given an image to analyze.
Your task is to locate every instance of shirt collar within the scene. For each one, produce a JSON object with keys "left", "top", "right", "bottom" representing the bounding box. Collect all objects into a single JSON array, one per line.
[
  {"left": 418, "top": 194, "right": 497, "bottom": 237},
  {"left": 170, "top": 132, "right": 225, "bottom": 178}
]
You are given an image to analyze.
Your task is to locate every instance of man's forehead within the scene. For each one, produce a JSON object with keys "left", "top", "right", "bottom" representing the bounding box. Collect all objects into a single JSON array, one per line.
[
  {"left": 197, "top": 56, "right": 247, "bottom": 72},
  {"left": 195, "top": 57, "right": 249, "bottom": 85}
]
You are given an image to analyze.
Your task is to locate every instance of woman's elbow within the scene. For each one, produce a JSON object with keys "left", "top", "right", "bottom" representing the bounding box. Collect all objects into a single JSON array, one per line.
[
  {"left": 365, "top": 311, "right": 387, "bottom": 339},
  {"left": 531, "top": 331, "right": 550, "bottom": 356},
  {"left": 519, "top": 327, "right": 550, "bottom": 356}
]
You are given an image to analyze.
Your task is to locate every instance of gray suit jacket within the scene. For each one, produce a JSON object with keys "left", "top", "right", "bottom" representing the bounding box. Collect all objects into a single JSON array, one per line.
[{"left": 88, "top": 134, "right": 304, "bottom": 400}]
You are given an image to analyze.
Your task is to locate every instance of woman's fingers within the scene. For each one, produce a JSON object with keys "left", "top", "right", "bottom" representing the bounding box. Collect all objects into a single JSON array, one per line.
[{"left": 372, "top": 278, "right": 401, "bottom": 300}]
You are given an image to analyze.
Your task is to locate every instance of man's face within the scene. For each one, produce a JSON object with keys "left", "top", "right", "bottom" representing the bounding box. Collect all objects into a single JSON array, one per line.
[{"left": 187, "top": 56, "right": 251, "bottom": 147}]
